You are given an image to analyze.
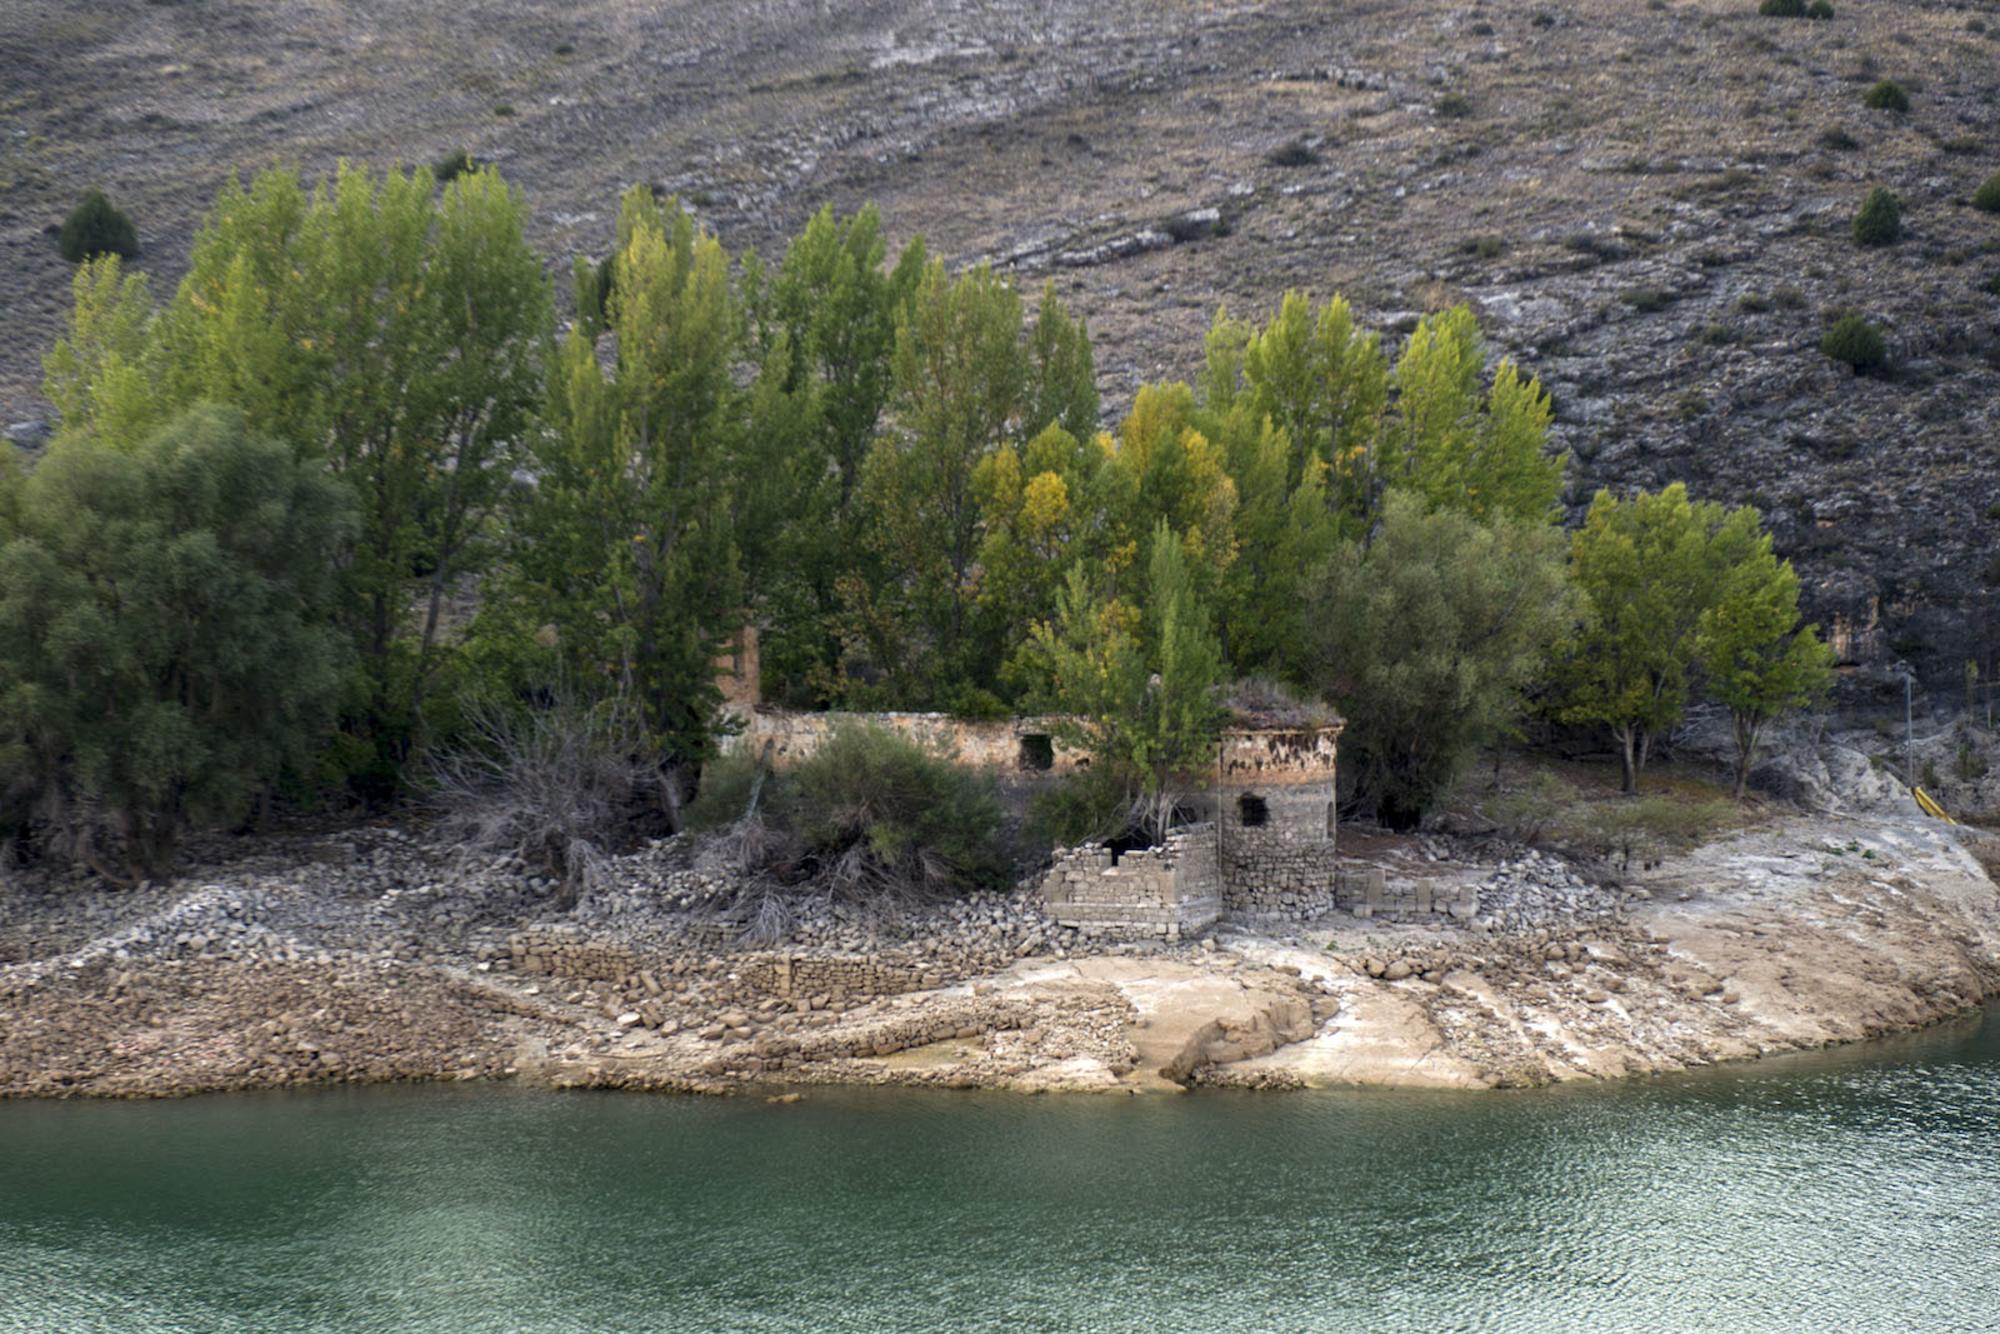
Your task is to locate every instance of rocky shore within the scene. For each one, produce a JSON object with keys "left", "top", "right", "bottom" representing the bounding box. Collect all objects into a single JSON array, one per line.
[{"left": 5, "top": 760, "right": 1997, "bottom": 1101}]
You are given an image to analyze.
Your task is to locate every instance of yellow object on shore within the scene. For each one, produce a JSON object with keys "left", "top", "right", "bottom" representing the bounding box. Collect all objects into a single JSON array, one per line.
[{"left": 1913, "top": 786, "right": 1956, "bottom": 824}]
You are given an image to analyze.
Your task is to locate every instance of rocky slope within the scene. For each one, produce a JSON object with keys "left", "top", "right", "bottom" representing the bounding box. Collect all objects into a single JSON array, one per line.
[{"left": 5, "top": 0, "right": 1997, "bottom": 680}]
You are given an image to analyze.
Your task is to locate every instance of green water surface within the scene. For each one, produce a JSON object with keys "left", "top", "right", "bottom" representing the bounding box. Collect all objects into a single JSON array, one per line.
[{"left": 2, "top": 1010, "right": 1996, "bottom": 1332}]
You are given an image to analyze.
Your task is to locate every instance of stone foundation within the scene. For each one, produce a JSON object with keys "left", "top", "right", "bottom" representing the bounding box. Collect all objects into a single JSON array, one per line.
[
  {"left": 507, "top": 928, "right": 937, "bottom": 998},
  {"left": 1042, "top": 825, "right": 1222, "bottom": 940},
  {"left": 1333, "top": 869, "right": 1480, "bottom": 923}
]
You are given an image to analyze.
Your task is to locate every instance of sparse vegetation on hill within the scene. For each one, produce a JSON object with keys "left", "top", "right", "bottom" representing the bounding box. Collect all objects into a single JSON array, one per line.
[
  {"left": 1862, "top": 80, "right": 1910, "bottom": 113},
  {"left": 1822, "top": 312, "right": 1888, "bottom": 374},
  {"left": 57, "top": 190, "right": 138, "bottom": 263},
  {"left": 1853, "top": 186, "right": 1903, "bottom": 247}
]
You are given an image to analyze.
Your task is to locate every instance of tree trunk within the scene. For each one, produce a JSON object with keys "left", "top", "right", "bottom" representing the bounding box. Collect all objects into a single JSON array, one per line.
[{"left": 1616, "top": 726, "right": 1638, "bottom": 795}]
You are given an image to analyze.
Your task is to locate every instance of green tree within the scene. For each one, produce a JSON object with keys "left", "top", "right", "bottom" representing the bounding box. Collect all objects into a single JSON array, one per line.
[
  {"left": 0, "top": 406, "right": 352, "bottom": 878},
  {"left": 514, "top": 187, "right": 744, "bottom": 812},
  {"left": 1307, "top": 491, "right": 1574, "bottom": 829},
  {"left": 57, "top": 189, "right": 139, "bottom": 264},
  {"left": 1555, "top": 484, "right": 1759, "bottom": 792},
  {"left": 1387, "top": 305, "right": 1564, "bottom": 525},
  {"left": 1696, "top": 537, "right": 1835, "bottom": 797},
  {"left": 1027, "top": 521, "right": 1227, "bottom": 841},
  {"left": 49, "top": 163, "right": 552, "bottom": 785},
  {"left": 1236, "top": 291, "right": 1388, "bottom": 506},
  {"left": 1024, "top": 282, "right": 1099, "bottom": 440},
  {"left": 854, "top": 260, "right": 1027, "bottom": 705}
]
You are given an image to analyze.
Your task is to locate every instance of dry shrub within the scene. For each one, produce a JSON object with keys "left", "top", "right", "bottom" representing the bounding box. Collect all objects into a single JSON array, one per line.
[{"left": 427, "top": 690, "right": 665, "bottom": 901}]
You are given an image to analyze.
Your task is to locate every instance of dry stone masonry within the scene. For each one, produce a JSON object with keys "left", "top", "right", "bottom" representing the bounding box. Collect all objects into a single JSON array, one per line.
[{"left": 1042, "top": 825, "right": 1222, "bottom": 940}]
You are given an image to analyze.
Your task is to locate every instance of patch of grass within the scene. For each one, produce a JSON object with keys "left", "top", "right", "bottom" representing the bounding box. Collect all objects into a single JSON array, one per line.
[
  {"left": 1434, "top": 92, "right": 1474, "bottom": 120},
  {"left": 1853, "top": 186, "right": 1902, "bottom": 246},
  {"left": 1773, "top": 284, "right": 1810, "bottom": 309},
  {"left": 58, "top": 189, "right": 138, "bottom": 263},
  {"left": 1695, "top": 321, "right": 1738, "bottom": 346},
  {"left": 1817, "top": 126, "right": 1859, "bottom": 151},
  {"left": 493, "top": 102, "right": 516, "bottom": 118},
  {"left": 554, "top": 41, "right": 575, "bottom": 56},
  {"left": 1822, "top": 311, "right": 1888, "bottom": 374},
  {"left": 1986, "top": 270, "right": 2000, "bottom": 296},
  {"left": 1621, "top": 287, "right": 1673, "bottom": 313},
  {"left": 1940, "top": 136, "right": 1984, "bottom": 157},
  {"left": 1862, "top": 80, "right": 1909, "bottom": 112},
  {"left": 1735, "top": 292, "right": 1772, "bottom": 313},
  {"left": 1459, "top": 233, "right": 1506, "bottom": 259}
]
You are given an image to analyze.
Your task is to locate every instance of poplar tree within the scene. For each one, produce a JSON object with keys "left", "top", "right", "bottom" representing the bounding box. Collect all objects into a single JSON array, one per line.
[
  {"left": 518, "top": 187, "right": 743, "bottom": 811},
  {"left": 1696, "top": 538, "right": 1835, "bottom": 797}
]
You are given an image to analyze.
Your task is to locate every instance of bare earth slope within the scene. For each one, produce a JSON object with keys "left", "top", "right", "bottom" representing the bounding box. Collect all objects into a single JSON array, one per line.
[{"left": 4, "top": 0, "right": 1998, "bottom": 671}]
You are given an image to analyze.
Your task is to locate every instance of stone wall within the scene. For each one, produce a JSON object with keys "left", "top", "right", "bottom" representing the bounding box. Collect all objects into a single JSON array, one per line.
[
  {"left": 507, "top": 927, "right": 935, "bottom": 997},
  {"left": 722, "top": 708, "right": 1085, "bottom": 776},
  {"left": 1333, "top": 869, "right": 1480, "bottom": 923},
  {"left": 1218, "top": 828, "right": 1339, "bottom": 916},
  {"left": 1041, "top": 824, "right": 1221, "bottom": 940}
]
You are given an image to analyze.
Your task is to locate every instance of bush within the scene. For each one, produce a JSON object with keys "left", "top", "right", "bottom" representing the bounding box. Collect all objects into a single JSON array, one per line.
[
  {"left": 690, "top": 724, "right": 1012, "bottom": 925},
  {"left": 1758, "top": 0, "right": 1805, "bottom": 15},
  {"left": 1554, "top": 795, "right": 1735, "bottom": 874},
  {"left": 1862, "top": 80, "right": 1909, "bottom": 112},
  {"left": 1817, "top": 127, "right": 1858, "bottom": 151},
  {"left": 427, "top": 689, "right": 666, "bottom": 901},
  {"left": 1434, "top": 92, "right": 1474, "bottom": 120},
  {"left": 1973, "top": 172, "right": 2000, "bottom": 214},
  {"left": 431, "top": 150, "right": 481, "bottom": 183},
  {"left": 1026, "top": 765, "right": 1134, "bottom": 851},
  {"left": 57, "top": 190, "right": 138, "bottom": 264},
  {"left": 0, "top": 406, "right": 352, "bottom": 879},
  {"left": 1852, "top": 186, "right": 1902, "bottom": 246},
  {"left": 1265, "top": 139, "right": 1320, "bottom": 168},
  {"left": 1806, "top": 0, "right": 1833, "bottom": 17},
  {"left": 1821, "top": 312, "right": 1887, "bottom": 373}
]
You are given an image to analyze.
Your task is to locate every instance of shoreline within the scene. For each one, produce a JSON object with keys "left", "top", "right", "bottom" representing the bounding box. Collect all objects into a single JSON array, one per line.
[{"left": 4, "top": 810, "right": 1997, "bottom": 1103}]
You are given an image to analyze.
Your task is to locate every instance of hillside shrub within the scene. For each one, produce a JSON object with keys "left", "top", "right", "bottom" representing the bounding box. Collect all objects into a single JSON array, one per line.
[
  {"left": 1973, "top": 172, "right": 2000, "bottom": 214},
  {"left": 1806, "top": 0, "right": 1834, "bottom": 18},
  {"left": 1435, "top": 92, "right": 1474, "bottom": 120},
  {"left": 431, "top": 150, "right": 481, "bottom": 183},
  {"left": 1265, "top": 139, "right": 1319, "bottom": 168},
  {"left": 57, "top": 190, "right": 138, "bottom": 263},
  {"left": 1758, "top": 0, "right": 1805, "bottom": 15},
  {"left": 1852, "top": 186, "right": 1902, "bottom": 246},
  {"left": 1862, "top": 80, "right": 1909, "bottom": 112},
  {"left": 1821, "top": 312, "right": 1887, "bottom": 373},
  {"left": 1817, "top": 127, "right": 1858, "bottom": 151}
]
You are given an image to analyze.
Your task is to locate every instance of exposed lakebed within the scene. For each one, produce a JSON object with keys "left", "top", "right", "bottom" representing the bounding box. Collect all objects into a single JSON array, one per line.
[{"left": 2, "top": 1007, "right": 1995, "bottom": 1332}]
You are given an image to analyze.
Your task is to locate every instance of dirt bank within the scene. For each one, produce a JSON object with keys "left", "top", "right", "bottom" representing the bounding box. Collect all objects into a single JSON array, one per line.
[{"left": 4, "top": 803, "right": 1995, "bottom": 1100}]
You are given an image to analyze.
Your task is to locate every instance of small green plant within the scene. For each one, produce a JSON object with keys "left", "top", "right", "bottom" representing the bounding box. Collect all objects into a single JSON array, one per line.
[
  {"left": 57, "top": 189, "right": 139, "bottom": 263},
  {"left": 493, "top": 102, "right": 516, "bottom": 117},
  {"left": 1773, "top": 285, "right": 1809, "bottom": 309},
  {"left": 1862, "top": 80, "right": 1909, "bottom": 112},
  {"left": 1621, "top": 287, "right": 1671, "bottom": 313},
  {"left": 1972, "top": 172, "right": 2000, "bottom": 214},
  {"left": 1985, "top": 270, "right": 2000, "bottom": 296},
  {"left": 1806, "top": 0, "right": 1834, "bottom": 17},
  {"left": 1435, "top": 92, "right": 1474, "bottom": 119},
  {"left": 1822, "top": 312, "right": 1888, "bottom": 373},
  {"left": 1460, "top": 233, "right": 1506, "bottom": 259},
  {"left": 1758, "top": 0, "right": 1805, "bottom": 15},
  {"left": 554, "top": 41, "right": 576, "bottom": 55},
  {"left": 1696, "top": 322, "right": 1737, "bottom": 347},
  {"left": 1818, "top": 127, "right": 1858, "bottom": 151},
  {"left": 1852, "top": 186, "right": 1902, "bottom": 246},
  {"left": 431, "top": 150, "right": 481, "bottom": 183},
  {"left": 1735, "top": 292, "right": 1772, "bottom": 313}
]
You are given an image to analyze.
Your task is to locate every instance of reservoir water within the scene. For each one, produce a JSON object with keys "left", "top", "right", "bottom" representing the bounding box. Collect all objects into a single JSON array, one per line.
[{"left": 2, "top": 1009, "right": 1995, "bottom": 1332}]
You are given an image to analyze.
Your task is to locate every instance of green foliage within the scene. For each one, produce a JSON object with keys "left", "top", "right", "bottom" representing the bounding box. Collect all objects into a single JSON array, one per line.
[
  {"left": 1026, "top": 521, "right": 1227, "bottom": 839},
  {"left": 1554, "top": 795, "right": 1736, "bottom": 873},
  {"left": 1026, "top": 764, "right": 1135, "bottom": 850},
  {"left": 431, "top": 150, "right": 481, "bottom": 183},
  {"left": 0, "top": 406, "right": 352, "bottom": 877},
  {"left": 1806, "top": 1, "right": 1834, "bottom": 17},
  {"left": 1822, "top": 313, "right": 1888, "bottom": 373},
  {"left": 1307, "top": 491, "right": 1575, "bottom": 829},
  {"left": 1973, "top": 173, "right": 2000, "bottom": 214},
  {"left": 1852, "top": 186, "right": 1902, "bottom": 246},
  {"left": 787, "top": 724, "right": 1011, "bottom": 896},
  {"left": 58, "top": 190, "right": 138, "bottom": 264},
  {"left": 1553, "top": 485, "right": 1764, "bottom": 793},
  {"left": 1758, "top": 0, "right": 1805, "bottom": 14},
  {"left": 1862, "top": 80, "right": 1909, "bottom": 113},
  {"left": 1695, "top": 530, "right": 1835, "bottom": 796},
  {"left": 853, "top": 260, "right": 1029, "bottom": 705},
  {"left": 512, "top": 186, "right": 742, "bottom": 777},
  {"left": 692, "top": 726, "right": 1011, "bottom": 901}
]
